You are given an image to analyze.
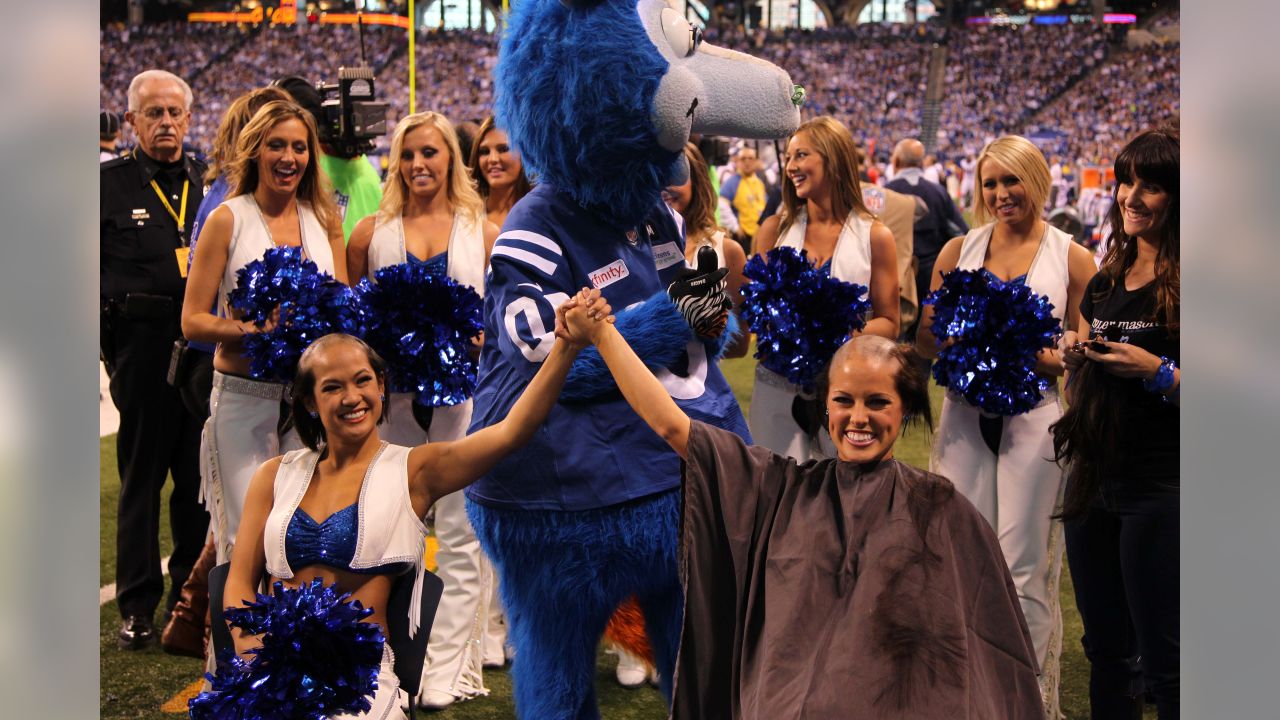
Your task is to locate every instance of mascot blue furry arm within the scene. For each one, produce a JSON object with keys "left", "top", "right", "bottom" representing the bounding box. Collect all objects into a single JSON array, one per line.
[{"left": 464, "top": 0, "right": 801, "bottom": 716}]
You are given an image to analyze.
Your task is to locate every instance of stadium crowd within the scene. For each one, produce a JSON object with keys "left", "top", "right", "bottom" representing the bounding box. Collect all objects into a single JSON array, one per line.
[
  {"left": 933, "top": 22, "right": 1109, "bottom": 159},
  {"left": 1027, "top": 37, "right": 1180, "bottom": 167},
  {"left": 100, "top": 18, "right": 1178, "bottom": 176}
]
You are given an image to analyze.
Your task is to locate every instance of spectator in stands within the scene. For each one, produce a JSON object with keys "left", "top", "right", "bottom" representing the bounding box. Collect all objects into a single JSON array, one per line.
[
  {"left": 886, "top": 138, "right": 969, "bottom": 339},
  {"left": 720, "top": 145, "right": 770, "bottom": 250},
  {"left": 99, "top": 22, "right": 1170, "bottom": 177}
]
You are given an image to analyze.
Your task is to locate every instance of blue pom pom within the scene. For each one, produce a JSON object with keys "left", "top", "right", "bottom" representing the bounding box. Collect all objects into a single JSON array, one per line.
[
  {"left": 739, "top": 246, "right": 871, "bottom": 390},
  {"left": 228, "top": 247, "right": 363, "bottom": 383},
  {"left": 354, "top": 264, "right": 484, "bottom": 407},
  {"left": 189, "top": 579, "right": 385, "bottom": 720},
  {"left": 924, "top": 269, "right": 1062, "bottom": 416}
]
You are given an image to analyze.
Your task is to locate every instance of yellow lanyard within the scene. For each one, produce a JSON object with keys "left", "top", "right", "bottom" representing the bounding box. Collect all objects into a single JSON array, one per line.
[{"left": 149, "top": 176, "right": 190, "bottom": 244}]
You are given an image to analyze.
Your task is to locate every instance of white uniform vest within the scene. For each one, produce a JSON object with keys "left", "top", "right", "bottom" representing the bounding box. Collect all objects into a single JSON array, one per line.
[
  {"left": 218, "top": 194, "right": 336, "bottom": 315},
  {"left": 776, "top": 208, "right": 874, "bottom": 288},
  {"left": 749, "top": 209, "right": 875, "bottom": 462},
  {"left": 263, "top": 442, "right": 431, "bottom": 637},
  {"left": 955, "top": 222, "right": 1071, "bottom": 327},
  {"left": 685, "top": 229, "right": 728, "bottom": 269},
  {"left": 366, "top": 211, "right": 486, "bottom": 296}
]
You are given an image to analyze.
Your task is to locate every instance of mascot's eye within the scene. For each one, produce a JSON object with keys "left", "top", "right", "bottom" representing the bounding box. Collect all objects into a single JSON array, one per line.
[{"left": 660, "top": 8, "right": 701, "bottom": 58}]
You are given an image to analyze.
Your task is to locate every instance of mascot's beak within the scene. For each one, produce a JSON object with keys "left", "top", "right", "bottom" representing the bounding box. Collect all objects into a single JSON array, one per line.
[
  {"left": 668, "top": 153, "right": 690, "bottom": 185},
  {"left": 652, "top": 41, "right": 802, "bottom": 152}
]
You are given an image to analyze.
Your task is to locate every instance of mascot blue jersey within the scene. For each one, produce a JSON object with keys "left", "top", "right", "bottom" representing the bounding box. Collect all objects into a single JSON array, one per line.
[{"left": 467, "top": 184, "right": 749, "bottom": 511}]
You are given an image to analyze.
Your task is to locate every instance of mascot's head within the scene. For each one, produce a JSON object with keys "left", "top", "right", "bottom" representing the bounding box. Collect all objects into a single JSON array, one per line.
[{"left": 496, "top": 0, "right": 802, "bottom": 226}]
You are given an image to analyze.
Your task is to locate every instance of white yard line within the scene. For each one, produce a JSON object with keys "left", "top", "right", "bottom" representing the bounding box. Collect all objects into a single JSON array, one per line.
[{"left": 100, "top": 555, "right": 171, "bottom": 606}]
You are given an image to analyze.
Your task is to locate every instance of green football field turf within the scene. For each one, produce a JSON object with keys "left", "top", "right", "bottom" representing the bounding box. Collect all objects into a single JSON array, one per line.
[{"left": 100, "top": 349, "right": 1153, "bottom": 719}]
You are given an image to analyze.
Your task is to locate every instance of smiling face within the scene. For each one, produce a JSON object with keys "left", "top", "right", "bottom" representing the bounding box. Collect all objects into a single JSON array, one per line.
[
  {"left": 398, "top": 124, "right": 451, "bottom": 200},
  {"left": 255, "top": 117, "right": 309, "bottom": 197},
  {"left": 305, "top": 340, "right": 385, "bottom": 448},
  {"left": 127, "top": 78, "right": 190, "bottom": 162},
  {"left": 476, "top": 128, "right": 522, "bottom": 192},
  {"left": 825, "top": 353, "right": 905, "bottom": 465},
  {"left": 979, "top": 157, "right": 1032, "bottom": 227},
  {"left": 785, "top": 130, "right": 826, "bottom": 201},
  {"left": 1116, "top": 175, "right": 1170, "bottom": 242}
]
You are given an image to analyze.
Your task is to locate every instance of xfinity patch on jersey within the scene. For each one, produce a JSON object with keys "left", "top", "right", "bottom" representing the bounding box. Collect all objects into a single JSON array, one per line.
[
  {"left": 650, "top": 242, "right": 684, "bottom": 270},
  {"left": 589, "top": 259, "right": 630, "bottom": 289}
]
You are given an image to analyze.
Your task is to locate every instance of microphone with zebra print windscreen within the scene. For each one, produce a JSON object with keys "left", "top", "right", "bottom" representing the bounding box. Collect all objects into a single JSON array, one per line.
[{"left": 667, "top": 245, "right": 732, "bottom": 339}]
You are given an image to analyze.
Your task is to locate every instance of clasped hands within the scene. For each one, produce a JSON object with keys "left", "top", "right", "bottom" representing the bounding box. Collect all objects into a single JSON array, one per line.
[
  {"left": 555, "top": 287, "right": 616, "bottom": 349},
  {"left": 1060, "top": 330, "right": 1163, "bottom": 380}
]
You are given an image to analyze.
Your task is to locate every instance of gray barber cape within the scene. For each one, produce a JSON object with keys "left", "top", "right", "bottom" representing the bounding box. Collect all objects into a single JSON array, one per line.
[{"left": 672, "top": 421, "right": 1043, "bottom": 719}]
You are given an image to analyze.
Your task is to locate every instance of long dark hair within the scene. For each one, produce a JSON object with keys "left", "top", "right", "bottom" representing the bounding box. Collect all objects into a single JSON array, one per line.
[{"left": 1052, "top": 126, "right": 1179, "bottom": 520}]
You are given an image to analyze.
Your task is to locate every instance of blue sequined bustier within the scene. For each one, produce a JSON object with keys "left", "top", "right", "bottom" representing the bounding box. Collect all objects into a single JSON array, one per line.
[
  {"left": 982, "top": 268, "right": 1028, "bottom": 285},
  {"left": 285, "top": 503, "right": 409, "bottom": 575},
  {"left": 406, "top": 249, "right": 448, "bottom": 277}
]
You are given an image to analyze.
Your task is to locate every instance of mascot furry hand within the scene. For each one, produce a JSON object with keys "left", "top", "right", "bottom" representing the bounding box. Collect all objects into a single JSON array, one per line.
[{"left": 463, "top": 1, "right": 801, "bottom": 718}]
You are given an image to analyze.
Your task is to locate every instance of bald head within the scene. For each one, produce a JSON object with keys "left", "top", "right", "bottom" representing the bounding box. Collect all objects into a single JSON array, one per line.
[
  {"left": 824, "top": 334, "right": 933, "bottom": 433},
  {"left": 891, "top": 139, "right": 925, "bottom": 171},
  {"left": 830, "top": 334, "right": 897, "bottom": 372}
]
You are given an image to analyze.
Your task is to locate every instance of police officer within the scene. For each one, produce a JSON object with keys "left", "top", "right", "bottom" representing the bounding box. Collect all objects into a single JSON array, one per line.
[{"left": 100, "top": 69, "right": 209, "bottom": 650}]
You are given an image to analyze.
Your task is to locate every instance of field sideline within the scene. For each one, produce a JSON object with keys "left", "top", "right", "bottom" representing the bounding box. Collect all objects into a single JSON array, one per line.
[{"left": 100, "top": 350, "right": 1152, "bottom": 719}]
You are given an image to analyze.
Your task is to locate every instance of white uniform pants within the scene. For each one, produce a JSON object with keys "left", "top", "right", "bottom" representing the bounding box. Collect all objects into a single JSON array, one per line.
[
  {"left": 330, "top": 644, "right": 406, "bottom": 720},
  {"left": 481, "top": 566, "right": 509, "bottom": 665},
  {"left": 747, "top": 365, "right": 834, "bottom": 462},
  {"left": 381, "top": 393, "right": 491, "bottom": 702},
  {"left": 203, "top": 372, "right": 299, "bottom": 563},
  {"left": 931, "top": 393, "right": 1065, "bottom": 712}
]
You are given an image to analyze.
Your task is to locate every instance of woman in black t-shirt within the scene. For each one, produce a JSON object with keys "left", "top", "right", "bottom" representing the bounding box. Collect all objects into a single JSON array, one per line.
[{"left": 1053, "top": 127, "right": 1180, "bottom": 720}]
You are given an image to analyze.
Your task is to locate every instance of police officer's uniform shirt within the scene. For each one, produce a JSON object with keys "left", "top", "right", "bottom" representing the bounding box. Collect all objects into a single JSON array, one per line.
[
  {"left": 101, "top": 150, "right": 207, "bottom": 304},
  {"left": 467, "top": 184, "right": 748, "bottom": 511}
]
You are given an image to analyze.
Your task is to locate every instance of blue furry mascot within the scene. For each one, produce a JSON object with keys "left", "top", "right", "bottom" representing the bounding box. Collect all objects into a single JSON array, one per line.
[{"left": 463, "top": 0, "right": 801, "bottom": 716}]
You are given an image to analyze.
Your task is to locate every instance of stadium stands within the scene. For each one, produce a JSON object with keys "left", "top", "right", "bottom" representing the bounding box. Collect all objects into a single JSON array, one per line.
[{"left": 99, "top": 17, "right": 1178, "bottom": 173}]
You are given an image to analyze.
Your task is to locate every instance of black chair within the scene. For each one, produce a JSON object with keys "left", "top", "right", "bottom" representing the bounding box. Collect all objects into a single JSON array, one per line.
[{"left": 209, "top": 563, "right": 445, "bottom": 719}]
